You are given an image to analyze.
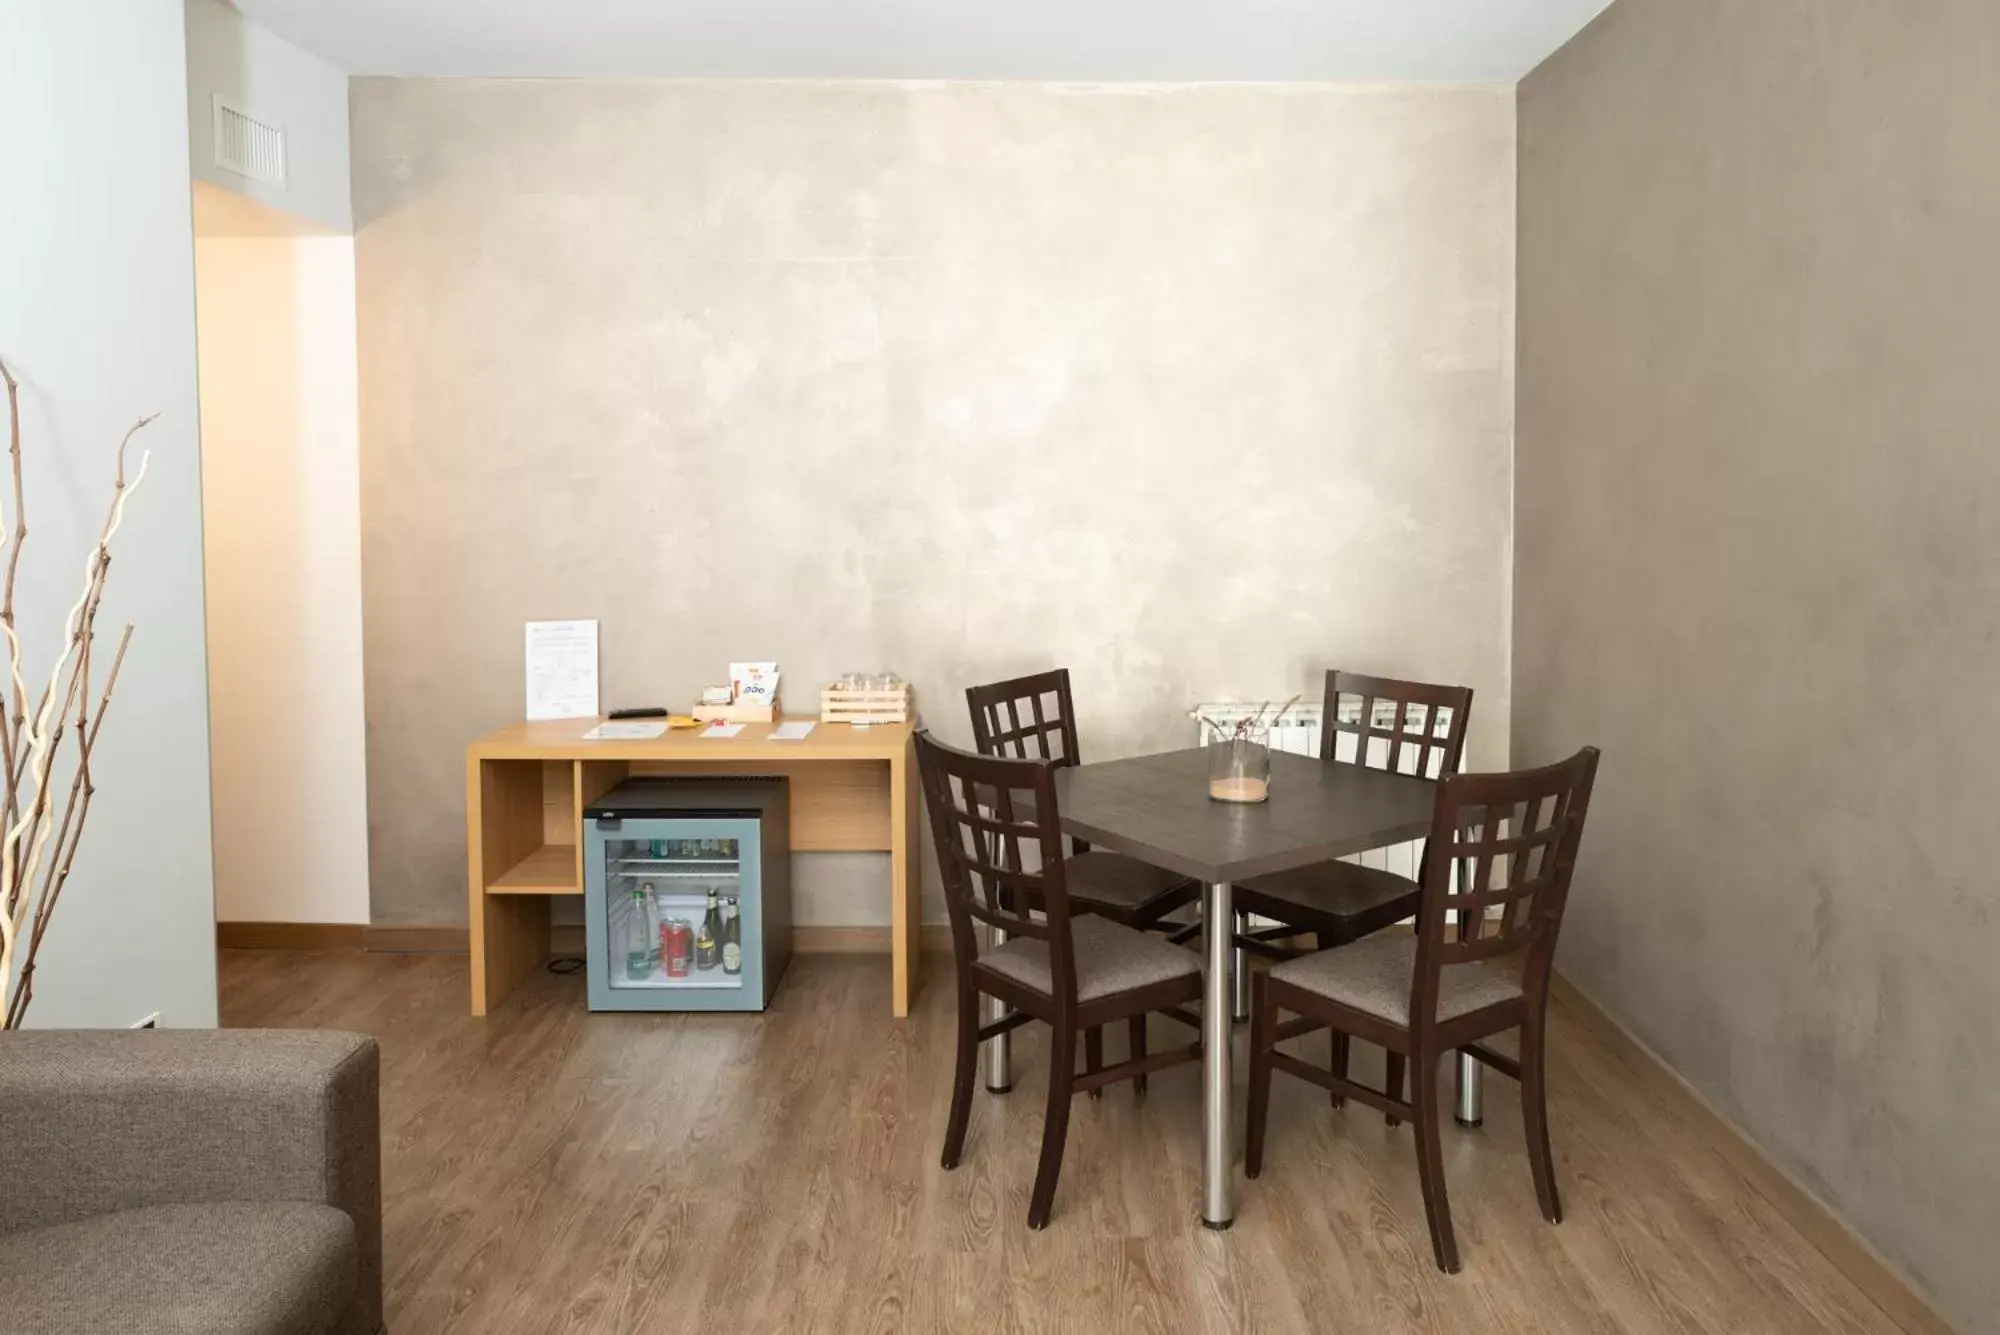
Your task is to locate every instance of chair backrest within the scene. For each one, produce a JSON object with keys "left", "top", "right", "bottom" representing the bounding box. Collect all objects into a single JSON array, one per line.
[
  {"left": 966, "top": 669, "right": 1082, "bottom": 768},
  {"left": 1321, "top": 671, "right": 1473, "bottom": 782},
  {"left": 1410, "top": 747, "right": 1601, "bottom": 1020},
  {"left": 915, "top": 729, "right": 1081, "bottom": 1001}
]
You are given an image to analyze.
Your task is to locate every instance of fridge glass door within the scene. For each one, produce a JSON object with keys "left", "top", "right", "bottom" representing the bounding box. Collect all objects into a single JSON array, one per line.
[{"left": 604, "top": 830, "right": 748, "bottom": 994}]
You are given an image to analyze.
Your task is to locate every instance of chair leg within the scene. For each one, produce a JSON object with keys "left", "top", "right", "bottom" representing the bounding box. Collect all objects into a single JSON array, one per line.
[
  {"left": 1384, "top": 1051, "right": 1407, "bottom": 1128},
  {"left": 1521, "top": 1010, "right": 1563, "bottom": 1224},
  {"left": 942, "top": 981, "right": 979, "bottom": 1171},
  {"left": 1129, "top": 1015, "right": 1148, "bottom": 1095},
  {"left": 1028, "top": 1023, "right": 1077, "bottom": 1229},
  {"left": 1245, "top": 972, "right": 1273, "bottom": 1179},
  {"left": 1084, "top": 1027, "right": 1104, "bottom": 1099},
  {"left": 1410, "top": 1052, "right": 1461, "bottom": 1273}
]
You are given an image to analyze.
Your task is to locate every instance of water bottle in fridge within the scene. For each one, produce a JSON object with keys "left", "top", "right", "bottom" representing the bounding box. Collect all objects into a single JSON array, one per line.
[
  {"left": 624, "top": 888, "right": 653, "bottom": 981},
  {"left": 639, "top": 881, "right": 662, "bottom": 967}
]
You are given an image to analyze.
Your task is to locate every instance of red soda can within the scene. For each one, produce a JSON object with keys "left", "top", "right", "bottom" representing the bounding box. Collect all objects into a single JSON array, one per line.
[{"left": 663, "top": 919, "right": 693, "bottom": 978}]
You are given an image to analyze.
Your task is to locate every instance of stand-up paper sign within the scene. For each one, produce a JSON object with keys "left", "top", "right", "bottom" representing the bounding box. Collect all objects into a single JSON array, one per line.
[{"left": 525, "top": 620, "right": 599, "bottom": 721}]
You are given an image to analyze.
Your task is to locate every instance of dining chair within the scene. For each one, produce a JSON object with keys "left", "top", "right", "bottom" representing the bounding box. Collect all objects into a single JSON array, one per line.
[
  {"left": 1243, "top": 746, "right": 1601, "bottom": 1273},
  {"left": 1229, "top": 670, "right": 1473, "bottom": 1116},
  {"left": 966, "top": 669, "right": 1200, "bottom": 931},
  {"left": 916, "top": 729, "right": 1205, "bottom": 1229},
  {"left": 968, "top": 670, "right": 1204, "bottom": 1095}
]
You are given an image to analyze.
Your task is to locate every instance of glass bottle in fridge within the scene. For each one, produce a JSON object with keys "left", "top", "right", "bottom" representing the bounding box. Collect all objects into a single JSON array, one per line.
[
  {"left": 624, "top": 888, "right": 653, "bottom": 981},
  {"left": 721, "top": 902, "right": 742, "bottom": 976}
]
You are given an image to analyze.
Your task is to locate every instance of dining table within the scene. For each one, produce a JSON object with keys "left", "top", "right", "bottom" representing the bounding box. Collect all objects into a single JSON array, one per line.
[{"left": 988, "top": 743, "right": 1461, "bottom": 1228}]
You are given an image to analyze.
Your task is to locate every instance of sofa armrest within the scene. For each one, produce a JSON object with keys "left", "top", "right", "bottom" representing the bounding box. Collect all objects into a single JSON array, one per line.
[{"left": 0, "top": 1029, "right": 381, "bottom": 1335}]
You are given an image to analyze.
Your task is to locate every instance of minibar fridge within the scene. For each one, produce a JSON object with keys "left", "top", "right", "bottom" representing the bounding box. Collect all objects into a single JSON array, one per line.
[{"left": 583, "top": 778, "right": 792, "bottom": 1012}]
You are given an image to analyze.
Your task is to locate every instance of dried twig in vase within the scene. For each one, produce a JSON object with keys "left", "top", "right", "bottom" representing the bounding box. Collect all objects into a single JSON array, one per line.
[
  {"left": 0, "top": 354, "right": 155, "bottom": 1028},
  {"left": 1199, "top": 694, "right": 1303, "bottom": 744},
  {"left": 0, "top": 360, "right": 24, "bottom": 845}
]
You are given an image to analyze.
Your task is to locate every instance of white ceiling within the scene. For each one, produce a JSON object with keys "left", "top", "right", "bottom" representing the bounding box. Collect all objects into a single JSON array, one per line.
[{"left": 230, "top": 0, "right": 1616, "bottom": 83}]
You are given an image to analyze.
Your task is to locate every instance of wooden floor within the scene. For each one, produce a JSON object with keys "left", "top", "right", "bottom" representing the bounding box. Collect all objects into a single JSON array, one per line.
[{"left": 221, "top": 950, "right": 1907, "bottom": 1335}]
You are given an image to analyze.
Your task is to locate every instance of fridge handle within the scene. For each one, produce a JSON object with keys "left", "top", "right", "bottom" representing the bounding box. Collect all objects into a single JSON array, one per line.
[{"left": 595, "top": 815, "right": 622, "bottom": 831}]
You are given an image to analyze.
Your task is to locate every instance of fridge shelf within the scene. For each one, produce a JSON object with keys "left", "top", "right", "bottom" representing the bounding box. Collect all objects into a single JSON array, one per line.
[
  {"left": 612, "top": 856, "right": 738, "bottom": 869},
  {"left": 613, "top": 966, "right": 745, "bottom": 991}
]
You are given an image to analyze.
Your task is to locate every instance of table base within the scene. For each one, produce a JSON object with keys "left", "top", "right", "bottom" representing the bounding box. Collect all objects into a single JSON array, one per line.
[
  {"left": 1201, "top": 880, "right": 1236, "bottom": 1226},
  {"left": 985, "top": 924, "right": 1013, "bottom": 1092},
  {"left": 1455, "top": 1049, "right": 1483, "bottom": 1126}
]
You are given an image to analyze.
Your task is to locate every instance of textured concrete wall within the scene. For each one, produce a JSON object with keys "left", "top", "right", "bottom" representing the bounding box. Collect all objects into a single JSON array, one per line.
[
  {"left": 353, "top": 79, "right": 1515, "bottom": 928},
  {"left": 1517, "top": 3, "right": 2000, "bottom": 1328}
]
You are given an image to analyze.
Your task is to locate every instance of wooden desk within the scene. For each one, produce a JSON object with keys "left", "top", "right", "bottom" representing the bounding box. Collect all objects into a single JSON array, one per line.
[{"left": 465, "top": 717, "right": 921, "bottom": 1017}]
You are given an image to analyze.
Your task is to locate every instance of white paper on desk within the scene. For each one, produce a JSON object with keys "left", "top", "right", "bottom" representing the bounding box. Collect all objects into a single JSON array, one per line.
[
  {"left": 701, "top": 722, "right": 745, "bottom": 738},
  {"left": 582, "top": 720, "right": 666, "bottom": 741},
  {"left": 525, "top": 620, "right": 599, "bottom": 721},
  {"left": 768, "top": 720, "right": 816, "bottom": 741}
]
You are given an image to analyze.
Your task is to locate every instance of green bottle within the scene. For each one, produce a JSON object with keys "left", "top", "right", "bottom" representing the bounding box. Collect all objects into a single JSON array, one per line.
[{"left": 694, "top": 890, "right": 721, "bottom": 971}]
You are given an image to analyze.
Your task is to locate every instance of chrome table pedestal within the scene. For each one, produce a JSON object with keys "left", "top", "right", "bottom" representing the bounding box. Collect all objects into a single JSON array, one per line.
[
  {"left": 985, "top": 924, "right": 1012, "bottom": 1092},
  {"left": 1455, "top": 1050, "right": 1483, "bottom": 1126}
]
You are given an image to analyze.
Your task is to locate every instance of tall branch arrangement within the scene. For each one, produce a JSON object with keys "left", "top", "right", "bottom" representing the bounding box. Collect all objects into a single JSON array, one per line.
[{"left": 0, "top": 357, "right": 154, "bottom": 1028}]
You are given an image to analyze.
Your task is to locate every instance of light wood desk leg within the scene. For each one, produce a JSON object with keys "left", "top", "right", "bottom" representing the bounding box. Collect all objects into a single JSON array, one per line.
[
  {"left": 467, "top": 754, "right": 491, "bottom": 1015},
  {"left": 467, "top": 757, "right": 552, "bottom": 1016},
  {"left": 890, "top": 741, "right": 921, "bottom": 1017}
]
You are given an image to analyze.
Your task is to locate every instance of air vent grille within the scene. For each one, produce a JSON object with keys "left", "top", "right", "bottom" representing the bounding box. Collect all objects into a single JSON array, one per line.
[{"left": 212, "top": 96, "right": 286, "bottom": 187}]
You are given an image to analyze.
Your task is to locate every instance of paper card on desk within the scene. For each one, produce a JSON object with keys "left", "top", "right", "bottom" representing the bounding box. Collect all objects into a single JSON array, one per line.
[
  {"left": 524, "top": 620, "right": 598, "bottom": 721},
  {"left": 701, "top": 722, "right": 746, "bottom": 738},
  {"left": 768, "top": 721, "right": 816, "bottom": 741},
  {"left": 731, "top": 662, "right": 780, "bottom": 707},
  {"left": 581, "top": 720, "right": 666, "bottom": 741}
]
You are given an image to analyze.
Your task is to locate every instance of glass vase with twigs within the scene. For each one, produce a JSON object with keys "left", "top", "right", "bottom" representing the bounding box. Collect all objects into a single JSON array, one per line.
[{"left": 1200, "top": 696, "right": 1299, "bottom": 803}]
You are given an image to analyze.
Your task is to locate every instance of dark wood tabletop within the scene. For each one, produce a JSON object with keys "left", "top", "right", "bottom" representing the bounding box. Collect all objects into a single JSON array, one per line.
[{"left": 1052, "top": 746, "right": 1438, "bottom": 884}]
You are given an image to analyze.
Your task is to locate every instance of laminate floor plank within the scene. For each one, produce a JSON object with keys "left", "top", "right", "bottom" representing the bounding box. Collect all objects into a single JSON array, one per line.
[{"left": 220, "top": 950, "right": 1911, "bottom": 1335}]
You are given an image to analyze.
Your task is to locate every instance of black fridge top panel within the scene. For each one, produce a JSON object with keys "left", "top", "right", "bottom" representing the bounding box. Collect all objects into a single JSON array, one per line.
[{"left": 586, "top": 776, "right": 788, "bottom": 823}]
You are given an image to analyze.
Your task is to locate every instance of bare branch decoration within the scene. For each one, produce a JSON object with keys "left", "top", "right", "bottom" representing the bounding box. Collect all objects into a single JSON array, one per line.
[
  {"left": 0, "top": 356, "right": 154, "bottom": 1028},
  {"left": 1198, "top": 694, "right": 1303, "bottom": 744}
]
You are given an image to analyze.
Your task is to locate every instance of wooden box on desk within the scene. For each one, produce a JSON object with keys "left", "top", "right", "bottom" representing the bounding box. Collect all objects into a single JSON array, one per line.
[
  {"left": 820, "top": 683, "right": 914, "bottom": 725},
  {"left": 690, "top": 701, "right": 778, "bottom": 724}
]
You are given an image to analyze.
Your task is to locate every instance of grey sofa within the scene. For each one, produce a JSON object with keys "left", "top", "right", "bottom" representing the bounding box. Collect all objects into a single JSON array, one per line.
[{"left": 0, "top": 1029, "right": 382, "bottom": 1335}]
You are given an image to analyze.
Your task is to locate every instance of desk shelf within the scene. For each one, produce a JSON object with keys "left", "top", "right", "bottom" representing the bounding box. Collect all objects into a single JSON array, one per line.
[{"left": 487, "top": 844, "right": 579, "bottom": 895}]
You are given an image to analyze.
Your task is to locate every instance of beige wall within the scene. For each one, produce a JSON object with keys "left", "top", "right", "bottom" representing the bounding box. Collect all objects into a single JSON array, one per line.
[
  {"left": 353, "top": 79, "right": 1516, "bottom": 928},
  {"left": 1517, "top": 2, "right": 1999, "bottom": 1329},
  {"left": 194, "top": 184, "right": 372, "bottom": 926}
]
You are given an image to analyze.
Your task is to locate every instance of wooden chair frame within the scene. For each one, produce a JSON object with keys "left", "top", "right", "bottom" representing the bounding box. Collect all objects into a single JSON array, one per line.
[
  {"left": 1244, "top": 746, "right": 1601, "bottom": 1272},
  {"left": 1213, "top": 670, "right": 1474, "bottom": 1106},
  {"left": 1219, "top": 669, "right": 1477, "bottom": 947},
  {"left": 966, "top": 668, "right": 1198, "bottom": 930},
  {"left": 917, "top": 730, "right": 1204, "bottom": 1229}
]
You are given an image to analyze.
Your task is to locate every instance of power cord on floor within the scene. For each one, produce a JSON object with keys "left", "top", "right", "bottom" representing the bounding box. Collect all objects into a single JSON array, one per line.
[{"left": 546, "top": 956, "right": 584, "bottom": 975}]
